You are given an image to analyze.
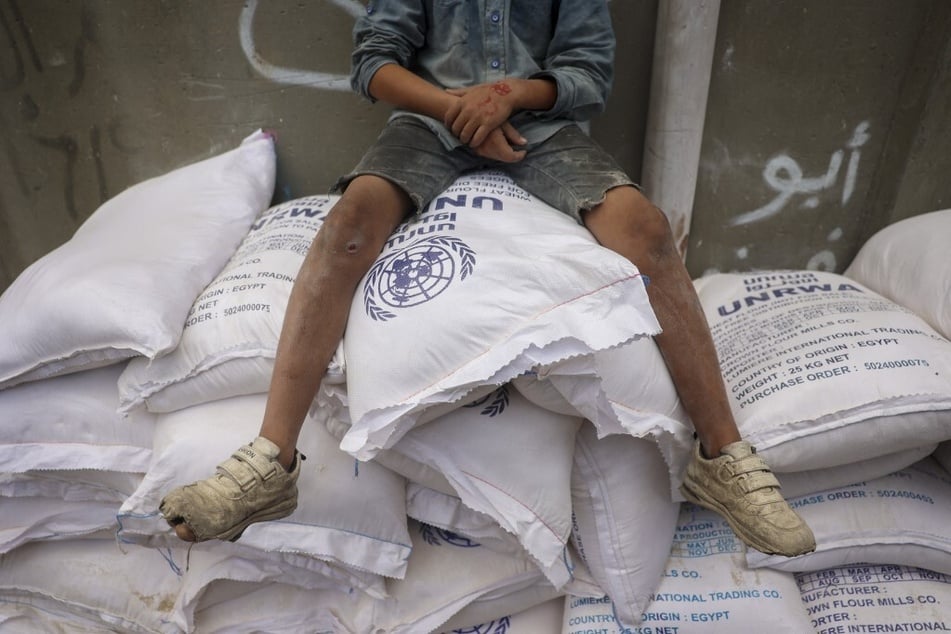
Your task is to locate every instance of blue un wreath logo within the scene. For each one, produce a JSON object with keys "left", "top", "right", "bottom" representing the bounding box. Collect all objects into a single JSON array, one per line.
[
  {"left": 363, "top": 236, "right": 476, "bottom": 321},
  {"left": 463, "top": 385, "right": 509, "bottom": 417}
]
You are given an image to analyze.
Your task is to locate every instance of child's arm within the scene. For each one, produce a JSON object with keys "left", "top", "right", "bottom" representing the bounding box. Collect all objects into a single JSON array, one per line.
[
  {"left": 367, "top": 63, "right": 456, "bottom": 123},
  {"left": 443, "top": 78, "right": 557, "bottom": 149},
  {"left": 528, "top": 0, "right": 615, "bottom": 124},
  {"left": 369, "top": 64, "right": 529, "bottom": 163}
]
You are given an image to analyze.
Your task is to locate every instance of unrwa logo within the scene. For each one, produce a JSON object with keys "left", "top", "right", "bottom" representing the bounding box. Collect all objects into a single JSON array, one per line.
[{"left": 363, "top": 235, "right": 476, "bottom": 321}]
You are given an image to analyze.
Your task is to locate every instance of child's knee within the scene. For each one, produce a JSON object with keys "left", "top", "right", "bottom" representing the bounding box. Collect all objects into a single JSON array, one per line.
[
  {"left": 601, "top": 187, "right": 673, "bottom": 239},
  {"left": 317, "top": 201, "right": 389, "bottom": 269}
]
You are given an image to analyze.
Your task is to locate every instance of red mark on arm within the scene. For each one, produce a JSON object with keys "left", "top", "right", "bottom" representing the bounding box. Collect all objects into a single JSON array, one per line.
[{"left": 492, "top": 81, "right": 512, "bottom": 96}]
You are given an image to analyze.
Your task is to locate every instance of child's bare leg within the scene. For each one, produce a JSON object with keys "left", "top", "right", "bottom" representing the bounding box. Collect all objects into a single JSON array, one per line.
[
  {"left": 160, "top": 175, "right": 410, "bottom": 542},
  {"left": 583, "top": 185, "right": 815, "bottom": 557},
  {"left": 582, "top": 185, "right": 739, "bottom": 455},
  {"left": 259, "top": 175, "right": 412, "bottom": 468}
]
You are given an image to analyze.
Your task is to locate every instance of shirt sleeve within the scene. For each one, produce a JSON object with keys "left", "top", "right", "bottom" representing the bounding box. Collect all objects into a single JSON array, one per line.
[
  {"left": 350, "top": 0, "right": 427, "bottom": 102},
  {"left": 529, "top": 0, "right": 616, "bottom": 122}
]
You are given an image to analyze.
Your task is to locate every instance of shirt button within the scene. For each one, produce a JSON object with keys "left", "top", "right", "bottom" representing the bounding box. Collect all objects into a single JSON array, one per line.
[
  {"left": 490, "top": 59, "right": 501, "bottom": 69},
  {"left": 490, "top": 11, "right": 501, "bottom": 22}
]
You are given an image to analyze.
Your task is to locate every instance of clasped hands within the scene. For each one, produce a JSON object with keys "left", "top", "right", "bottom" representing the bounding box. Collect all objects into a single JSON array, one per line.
[{"left": 443, "top": 80, "right": 527, "bottom": 163}]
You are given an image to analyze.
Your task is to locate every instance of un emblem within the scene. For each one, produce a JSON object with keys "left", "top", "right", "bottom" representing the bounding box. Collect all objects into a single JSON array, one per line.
[
  {"left": 463, "top": 385, "right": 509, "bottom": 417},
  {"left": 363, "top": 236, "right": 476, "bottom": 321}
]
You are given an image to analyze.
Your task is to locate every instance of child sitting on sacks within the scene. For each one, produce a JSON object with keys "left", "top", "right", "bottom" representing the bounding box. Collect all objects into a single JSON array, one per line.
[{"left": 160, "top": 0, "right": 815, "bottom": 558}]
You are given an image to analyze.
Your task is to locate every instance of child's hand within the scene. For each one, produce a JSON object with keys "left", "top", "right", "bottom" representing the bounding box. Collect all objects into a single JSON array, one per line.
[
  {"left": 470, "top": 123, "right": 527, "bottom": 163},
  {"left": 444, "top": 81, "right": 521, "bottom": 148}
]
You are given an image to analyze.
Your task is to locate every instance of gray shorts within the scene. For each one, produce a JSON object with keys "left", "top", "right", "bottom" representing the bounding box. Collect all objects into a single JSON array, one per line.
[{"left": 331, "top": 116, "right": 636, "bottom": 223}]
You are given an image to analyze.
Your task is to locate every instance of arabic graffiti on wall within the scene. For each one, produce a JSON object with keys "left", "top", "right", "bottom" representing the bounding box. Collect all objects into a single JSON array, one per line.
[
  {"left": 728, "top": 120, "right": 871, "bottom": 272},
  {"left": 731, "top": 121, "right": 871, "bottom": 227}
]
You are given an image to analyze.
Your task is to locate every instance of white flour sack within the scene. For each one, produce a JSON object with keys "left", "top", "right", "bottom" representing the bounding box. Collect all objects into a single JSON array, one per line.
[
  {"left": 173, "top": 543, "right": 378, "bottom": 633},
  {"left": 776, "top": 443, "right": 937, "bottom": 500},
  {"left": 747, "top": 457, "right": 951, "bottom": 576},
  {"left": 436, "top": 597, "right": 566, "bottom": 634},
  {"left": 338, "top": 170, "right": 660, "bottom": 460},
  {"left": 0, "top": 470, "right": 144, "bottom": 504},
  {"left": 562, "top": 503, "right": 813, "bottom": 633},
  {"left": 845, "top": 208, "right": 951, "bottom": 340},
  {"left": 0, "top": 130, "right": 275, "bottom": 390},
  {"left": 118, "top": 195, "right": 341, "bottom": 413},
  {"left": 0, "top": 497, "right": 121, "bottom": 553},
  {"left": 376, "top": 520, "right": 565, "bottom": 634},
  {"left": 117, "top": 393, "right": 411, "bottom": 584},
  {"left": 694, "top": 270, "right": 951, "bottom": 475},
  {"left": 797, "top": 563, "right": 951, "bottom": 633},
  {"left": 0, "top": 538, "right": 184, "bottom": 634},
  {"left": 406, "top": 483, "right": 527, "bottom": 557},
  {"left": 570, "top": 423, "right": 680, "bottom": 628},
  {"left": 389, "top": 385, "right": 581, "bottom": 588},
  {"left": 187, "top": 576, "right": 375, "bottom": 634},
  {"left": 330, "top": 385, "right": 583, "bottom": 589},
  {"left": 403, "top": 482, "right": 604, "bottom": 602},
  {"left": 934, "top": 441, "right": 951, "bottom": 474},
  {"left": 514, "top": 333, "right": 694, "bottom": 496},
  {"left": 0, "top": 363, "right": 154, "bottom": 476}
]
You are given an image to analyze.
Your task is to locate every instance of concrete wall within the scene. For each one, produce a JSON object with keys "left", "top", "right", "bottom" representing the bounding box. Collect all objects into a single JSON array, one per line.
[
  {"left": 1, "top": 0, "right": 949, "bottom": 294},
  {"left": 687, "top": 0, "right": 951, "bottom": 276}
]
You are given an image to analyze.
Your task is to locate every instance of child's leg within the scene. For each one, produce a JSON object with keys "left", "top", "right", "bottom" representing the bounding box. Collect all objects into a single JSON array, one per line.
[
  {"left": 160, "top": 117, "right": 478, "bottom": 543},
  {"left": 509, "top": 126, "right": 742, "bottom": 454},
  {"left": 582, "top": 185, "right": 740, "bottom": 456},
  {"left": 159, "top": 174, "right": 410, "bottom": 543},
  {"left": 583, "top": 185, "right": 815, "bottom": 557},
  {"left": 259, "top": 175, "right": 412, "bottom": 469}
]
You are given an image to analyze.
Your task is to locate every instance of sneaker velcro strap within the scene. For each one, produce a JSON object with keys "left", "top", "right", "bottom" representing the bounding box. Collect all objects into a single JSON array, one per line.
[
  {"left": 739, "top": 470, "right": 781, "bottom": 494},
  {"left": 728, "top": 455, "right": 771, "bottom": 476},
  {"left": 218, "top": 449, "right": 279, "bottom": 491},
  {"left": 234, "top": 444, "right": 279, "bottom": 480},
  {"left": 217, "top": 458, "right": 257, "bottom": 491}
]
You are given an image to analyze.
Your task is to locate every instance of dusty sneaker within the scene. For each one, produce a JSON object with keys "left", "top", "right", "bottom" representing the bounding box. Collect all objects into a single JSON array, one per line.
[
  {"left": 680, "top": 440, "right": 816, "bottom": 557},
  {"left": 159, "top": 436, "right": 301, "bottom": 543}
]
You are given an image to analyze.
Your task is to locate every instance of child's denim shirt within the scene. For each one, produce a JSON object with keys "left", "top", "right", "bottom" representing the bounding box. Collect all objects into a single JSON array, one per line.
[{"left": 351, "top": 0, "right": 616, "bottom": 150}]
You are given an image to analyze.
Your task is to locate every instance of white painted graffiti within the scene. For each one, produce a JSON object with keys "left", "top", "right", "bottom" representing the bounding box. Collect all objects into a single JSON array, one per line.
[
  {"left": 730, "top": 121, "right": 871, "bottom": 226},
  {"left": 238, "top": 0, "right": 363, "bottom": 91}
]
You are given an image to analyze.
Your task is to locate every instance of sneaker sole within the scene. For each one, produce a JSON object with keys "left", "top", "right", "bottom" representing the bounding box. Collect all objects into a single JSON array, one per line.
[
  {"left": 220, "top": 497, "right": 298, "bottom": 542},
  {"left": 679, "top": 481, "right": 813, "bottom": 557},
  {"left": 167, "top": 496, "right": 298, "bottom": 543}
]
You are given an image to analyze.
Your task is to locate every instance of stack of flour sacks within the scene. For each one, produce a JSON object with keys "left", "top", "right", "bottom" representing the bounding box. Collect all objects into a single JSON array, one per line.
[{"left": 2, "top": 130, "right": 951, "bottom": 633}]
